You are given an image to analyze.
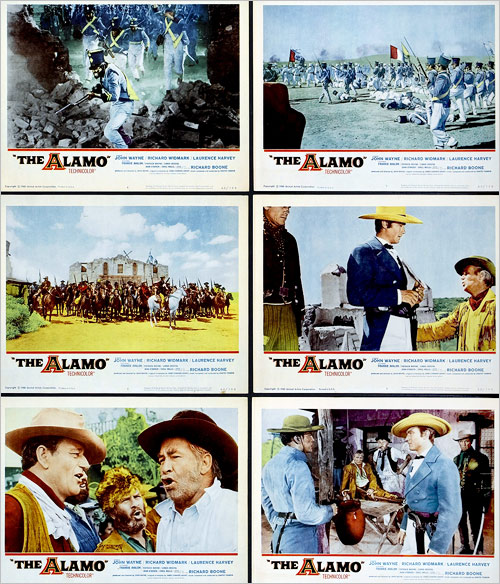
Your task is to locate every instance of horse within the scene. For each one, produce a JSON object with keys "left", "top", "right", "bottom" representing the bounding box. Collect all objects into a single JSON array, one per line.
[
  {"left": 225, "top": 292, "right": 233, "bottom": 314},
  {"left": 123, "top": 291, "right": 135, "bottom": 319},
  {"left": 167, "top": 288, "right": 187, "bottom": 329},
  {"left": 109, "top": 292, "right": 122, "bottom": 320},
  {"left": 213, "top": 291, "right": 226, "bottom": 319},
  {"left": 78, "top": 291, "right": 93, "bottom": 323},
  {"left": 93, "top": 288, "right": 109, "bottom": 322},
  {"left": 41, "top": 288, "right": 63, "bottom": 322},
  {"left": 148, "top": 294, "right": 162, "bottom": 327}
]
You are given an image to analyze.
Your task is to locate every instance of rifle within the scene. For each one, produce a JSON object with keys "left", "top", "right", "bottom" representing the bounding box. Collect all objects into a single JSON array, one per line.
[
  {"left": 55, "top": 93, "right": 94, "bottom": 115},
  {"left": 404, "top": 36, "right": 428, "bottom": 81},
  {"left": 99, "top": 34, "right": 115, "bottom": 59}
]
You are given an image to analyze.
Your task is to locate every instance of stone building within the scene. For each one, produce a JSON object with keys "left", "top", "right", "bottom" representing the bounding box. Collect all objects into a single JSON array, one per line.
[
  {"left": 68, "top": 254, "right": 168, "bottom": 286},
  {"left": 304, "top": 261, "right": 438, "bottom": 351}
]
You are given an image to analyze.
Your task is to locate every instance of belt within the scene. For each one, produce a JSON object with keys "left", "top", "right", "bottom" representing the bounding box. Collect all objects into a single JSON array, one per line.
[
  {"left": 405, "top": 507, "right": 439, "bottom": 554},
  {"left": 118, "top": 97, "right": 133, "bottom": 102},
  {"left": 366, "top": 303, "right": 414, "bottom": 319},
  {"left": 277, "top": 512, "right": 297, "bottom": 519},
  {"left": 129, "top": 41, "right": 143, "bottom": 45}
]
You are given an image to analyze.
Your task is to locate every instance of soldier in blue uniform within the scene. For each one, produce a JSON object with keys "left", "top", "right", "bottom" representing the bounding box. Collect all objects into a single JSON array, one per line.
[
  {"left": 160, "top": 5, "right": 189, "bottom": 91},
  {"left": 73, "top": 6, "right": 106, "bottom": 81},
  {"left": 463, "top": 62, "right": 477, "bottom": 116},
  {"left": 126, "top": 18, "right": 150, "bottom": 81},
  {"left": 474, "top": 62, "right": 487, "bottom": 110},
  {"left": 485, "top": 61, "right": 495, "bottom": 107},
  {"left": 449, "top": 57, "right": 466, "bottom": 124},
  {"left": 107, "top": 16, "right": 129, "bottom": 71},
  {"left": 88, "top": 49, "right": 139, "bottom": 149},
  {"left": 428, "top": 55, "right": 457, "bottom": 149}
]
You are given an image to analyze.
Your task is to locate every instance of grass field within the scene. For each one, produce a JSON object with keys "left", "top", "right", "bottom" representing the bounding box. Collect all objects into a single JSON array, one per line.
[{"left": 6, "top": 293, "right": 239, "bottom": 353}]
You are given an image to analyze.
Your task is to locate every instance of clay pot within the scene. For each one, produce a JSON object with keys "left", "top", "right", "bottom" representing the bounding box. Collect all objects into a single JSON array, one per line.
[{"left": 334, "top": 499, "right": 365, "bottom": 545}]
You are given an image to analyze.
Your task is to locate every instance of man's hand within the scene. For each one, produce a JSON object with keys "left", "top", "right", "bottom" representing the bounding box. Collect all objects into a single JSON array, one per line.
[
  {"left": 397, "top": 530, "right": 406, "bottom": 545},
  {"left": 401, "top": 290, "right": 421, "bottom": 306},
  {"left": 366, "top": 488, "right": 375, "bottom": 499}
]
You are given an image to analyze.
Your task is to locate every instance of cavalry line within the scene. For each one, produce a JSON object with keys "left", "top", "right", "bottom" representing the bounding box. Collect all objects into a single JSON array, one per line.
[{"left": 6, "top": 296, "right": 239, "bottom": 353}]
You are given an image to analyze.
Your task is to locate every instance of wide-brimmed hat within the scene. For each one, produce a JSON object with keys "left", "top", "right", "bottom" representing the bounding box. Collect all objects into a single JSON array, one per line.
[
  {"left": 138, "top": 410, "right": 238, "bottom": 481},
  {"left": 5, "top": 408, "right": 106, "bottom": 465},
  {"left": 391, "top": 413, "right": 451, "bottom": 438},
  {"left": 359, "top": 206, "right": 423, "bottom": 224},
  {"left": 454, "top": 429, "right": 476, "bottom": 441},
  {"left": 267, "top": 414, "right": 324, "bottom": 434},
  {"left": 454, "top": 256, "right": 495, "bottom": 284}
]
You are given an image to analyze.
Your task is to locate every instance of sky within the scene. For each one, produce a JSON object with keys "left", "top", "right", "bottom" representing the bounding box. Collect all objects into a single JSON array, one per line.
[
  {"left": 6, "top": 205, "right": 239, "bottom": 291},
  {"left": 4, "top": 406, "right": 238, "bottom": 467},
  {"left": 284, "top": 205, "right": 497, "bottom": 304},
  {"left": 264, "top": 4, "right": 495, "bottom": 62}
]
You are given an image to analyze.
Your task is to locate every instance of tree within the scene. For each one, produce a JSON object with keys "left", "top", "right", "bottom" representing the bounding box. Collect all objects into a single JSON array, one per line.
[{"left": 100, "top": 408, "right": 160, "bottom": 486}]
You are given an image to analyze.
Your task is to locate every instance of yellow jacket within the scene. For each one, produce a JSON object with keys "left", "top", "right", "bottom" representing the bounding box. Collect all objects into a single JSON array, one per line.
[
  {"left": 95, "top": 528, "right": 156, "bottom": 553},
  {"left": 417, "top": 289, "right": 496, "bottom": 351}
]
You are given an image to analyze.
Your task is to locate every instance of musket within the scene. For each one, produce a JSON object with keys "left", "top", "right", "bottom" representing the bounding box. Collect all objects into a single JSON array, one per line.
[
  {"left": 403, "top": 36, "right": 428, "bottom": 81},
  {"left": 55, "top": 93, "right": 94, "bottom": 115}
]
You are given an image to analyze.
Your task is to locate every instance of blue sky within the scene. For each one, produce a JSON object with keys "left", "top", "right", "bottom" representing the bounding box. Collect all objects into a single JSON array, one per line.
[
  {"left": 284, "top": 205, "right": 496, "bottom": 303},
  {"left": 264, "top": 4, "right": 495, "bottom": 61},
  {"left": 4, "top": 406, "right": 238, "bottom": 467},
  {"left": 6, "top": 205, "right": 239, "bottom": 290}
]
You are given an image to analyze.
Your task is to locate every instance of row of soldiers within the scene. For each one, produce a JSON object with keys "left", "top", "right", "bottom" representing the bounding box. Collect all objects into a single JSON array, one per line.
[{"left": 34, "top": 4, "right": 206, "bottom": 88}]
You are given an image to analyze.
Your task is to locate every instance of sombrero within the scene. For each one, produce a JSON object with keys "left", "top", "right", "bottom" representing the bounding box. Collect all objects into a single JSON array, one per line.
[
  {"left": 391, "top": 412, "right": 451, "bottom": 438},
  {"left": 5, "top": 408, "right": 106, "bottom": 465},
  {"left": 358, "top": 206, "right": 422, "bottom": 224}
]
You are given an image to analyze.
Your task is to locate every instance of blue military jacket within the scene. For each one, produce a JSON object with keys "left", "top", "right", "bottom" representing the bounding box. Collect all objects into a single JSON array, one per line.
[
  {"left": 346, "top": 237, "right": 407, "bottom": 350},
  {"left": 402, "top": 445, "right": 461, "bottom": 554}
]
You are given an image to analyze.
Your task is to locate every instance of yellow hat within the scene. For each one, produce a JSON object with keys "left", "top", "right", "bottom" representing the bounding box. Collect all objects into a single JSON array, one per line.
[
  {"left": 391, "top": 412, "right": 451, "bottom": 438},
  {"left": 359, "top": 206, "right": 423, "bottom": 224}
]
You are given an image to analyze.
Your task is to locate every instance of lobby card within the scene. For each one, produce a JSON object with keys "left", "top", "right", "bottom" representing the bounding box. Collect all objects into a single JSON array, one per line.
[
  {"left": 254, "top": 193, "right": 498, "bottom": 393},
  {"left": 252, "top": 396, "right": 499, "bottom": 583},
  {"left": 1, "top": 395, "right": 248, "bottom": 583},
  {"left": 254, "top": 0, "right": 499, "bottom": 192},
  {"left": 1, "top": 1, "right": 249, "bottom": 191},
  {"left": 2, "top": 194, "right": 248, "bottom": 393}
]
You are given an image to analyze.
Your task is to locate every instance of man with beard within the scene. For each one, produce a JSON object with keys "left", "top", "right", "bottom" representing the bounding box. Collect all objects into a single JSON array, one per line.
[
  {"left": 5, "top": 408, "right": 106, "bottom": 552},
  {"left": 95, "top": 467, "right": 155, "bottom": 552},
  {"left": 65, "top": 478, "right": 101, "bottom": 552},
  {"left": 263, "top": 206, "right": 304, "bottom": 351},
  {"left": 138, "top": 410, "right": 238, "bottom": 552}
]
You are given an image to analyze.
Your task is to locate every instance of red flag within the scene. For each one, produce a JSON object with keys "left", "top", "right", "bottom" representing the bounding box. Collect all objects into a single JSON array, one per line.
[
  {"left": 390, "top": 45, "right": 403, "bottom": 61},
  {"left": 289, "top": 49, "right": 296, "bottom": 62}
]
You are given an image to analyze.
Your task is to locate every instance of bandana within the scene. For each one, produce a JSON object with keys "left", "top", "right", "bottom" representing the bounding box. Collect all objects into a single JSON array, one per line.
[{"left": 469, "top": 288, "right": 489, "bottom": 311}]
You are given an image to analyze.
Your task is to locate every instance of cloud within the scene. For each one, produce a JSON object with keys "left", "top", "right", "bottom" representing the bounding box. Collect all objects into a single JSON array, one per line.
[
  {"left": 6, "top": 208, "right": 26, "bottom": 230},
  {"left": 184, "top": 229, "right": 200, "bottom": 240},
  {"left": 208, "top": 235, "right": 235, "bottom": 245},
  {"left": 221, "top": 247, "right": 238, "bottom": 260},
  {"left": 85, "top": 239, "right": 133, "bottom": 261},
  {"left": 151, "top": 222, "right": 189, "bottom": 242},
  {"left": 77, "top": 207, "right": 148, "bottom": 239},
  {"left": 51, "top": 222, "right": 64, "bottom": 230}
]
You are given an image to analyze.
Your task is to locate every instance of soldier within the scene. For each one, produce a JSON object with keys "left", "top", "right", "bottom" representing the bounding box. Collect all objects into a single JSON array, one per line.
[
  {"left": 474, "top": 62, "right": 487, "bottom": 110},
  {"left": 73, "top": 6, "right": 105, "bottom": 81},
  {"left": 428, "top": 55, "right": 457, "bottom": 149},
  {"left": 126, "top": 18, "right": 150, "bottom": 81},
  {"left": 160, "top": 5, "right": 189, "bottom": 91},
  {"left": 485, "top": 61, "right": 495, "bottom": 107},
  {"left": 453, "top": 430, "right": 491, "bottom": 554},
  {"left": 463, "top": 62, "right": 477, "bottom": 116},
  {"left": 318, "top": 62, "right": 333, "bottom": 104},
  {"left": 87, "top": 48, "right": 139, "bottom": 148},
  {"left": 107, "top": 16, "right": 129, "bottom": 71},
  {"left": 449, "top": 57, "right": 466, "bottom": 124}
]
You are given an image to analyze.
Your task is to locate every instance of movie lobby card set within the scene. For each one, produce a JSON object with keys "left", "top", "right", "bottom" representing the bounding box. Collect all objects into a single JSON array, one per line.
[{"left": 0, "top": 2, "right": 499, "bottom": 583}]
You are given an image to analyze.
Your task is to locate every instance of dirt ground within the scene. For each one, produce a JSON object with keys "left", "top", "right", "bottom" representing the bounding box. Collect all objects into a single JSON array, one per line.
[
  {"left": 286, "top": 86, "right": 495, "bottom": 150},
  {"left": 6, "top": 295, "right": 239, "bottom": 352}
]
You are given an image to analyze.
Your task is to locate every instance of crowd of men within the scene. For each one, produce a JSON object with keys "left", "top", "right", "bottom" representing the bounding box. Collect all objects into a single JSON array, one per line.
[
  {"left": 5, "top": 408, "right": 238, "bottom": 553},
  {"left": 264, "top": 55, "right": 495, "bottom": 148},
  {"left": 29, "top": 276, "right": 232, "bottom": 322},
  {"left": 261, "top": 413, "right": 492, "bottom": 555},
  {"left": 34, "top": 4, "right": 205, "bottom": 85}
]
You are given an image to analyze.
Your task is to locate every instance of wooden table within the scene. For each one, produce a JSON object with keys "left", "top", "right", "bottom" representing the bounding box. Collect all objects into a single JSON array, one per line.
[{"left": 359, "top": 500, "right": 403, "bottom": 554}]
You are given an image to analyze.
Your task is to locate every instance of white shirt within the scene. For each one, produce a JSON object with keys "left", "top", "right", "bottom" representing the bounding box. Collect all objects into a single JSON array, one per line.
[
  {"left": 156, "top": 478, "right": 238, "bottom": 552},
  {"left": 409, "top": 444, "right": 433, "bottom": 477}
]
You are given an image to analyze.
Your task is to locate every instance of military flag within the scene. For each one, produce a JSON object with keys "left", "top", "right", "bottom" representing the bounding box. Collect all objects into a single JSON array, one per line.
[
  {"left": 401, "top": 43, "right": 411, "bottom": 61},
  {"left": 390, "top": 45, "right": 404, "bottom": 61}
]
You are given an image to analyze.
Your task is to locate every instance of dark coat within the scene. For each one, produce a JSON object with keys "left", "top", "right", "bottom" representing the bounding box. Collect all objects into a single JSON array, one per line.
[{"left": 263, "top": 226, "right": 304, "bottom": 335}]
